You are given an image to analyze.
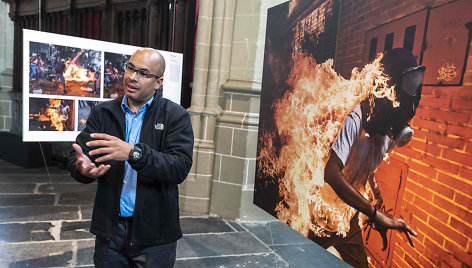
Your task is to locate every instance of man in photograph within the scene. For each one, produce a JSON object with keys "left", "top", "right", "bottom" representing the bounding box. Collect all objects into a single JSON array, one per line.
[
  {"left": 54, "top": 58, "right": 67, "bottom": 95},
  {"left": 68, "top": 48, "right": 194, "bottom": 267},
  {"left": 309, "top": 48, "right": 425, "bottom": 267}
]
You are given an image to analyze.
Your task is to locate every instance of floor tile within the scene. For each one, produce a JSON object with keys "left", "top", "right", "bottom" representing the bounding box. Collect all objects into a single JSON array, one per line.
[
  {"left": 181, "top": 216, "right": 235, "bottom": 234},
  {"left": 175, "top": 253, "right": 289, "bottom": 268},
  {"left": 177, "top": 232, "right": 270, "bottom": 258}
]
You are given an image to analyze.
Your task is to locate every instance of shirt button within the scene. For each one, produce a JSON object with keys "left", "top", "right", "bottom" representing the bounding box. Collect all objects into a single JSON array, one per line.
[
  {"left": 134, "top": 118, "right": 137, "bottom": 121},
  {"left": 122, "top": 201, "right": 125, "bottom": 204}
]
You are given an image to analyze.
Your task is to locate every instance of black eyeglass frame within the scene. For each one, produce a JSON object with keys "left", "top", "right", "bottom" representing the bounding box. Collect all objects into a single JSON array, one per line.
[{"left": 123, "top": 62, "right": 162, "bottom": 79}]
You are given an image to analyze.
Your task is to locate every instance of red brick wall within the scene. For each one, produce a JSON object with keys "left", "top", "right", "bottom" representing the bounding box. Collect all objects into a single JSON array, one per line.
[
  {"left": 335, "top": 0, "right": 472, "bottom": 267},
  {"left": 334, "top": 0, "right": 451, "bottom": 78}
]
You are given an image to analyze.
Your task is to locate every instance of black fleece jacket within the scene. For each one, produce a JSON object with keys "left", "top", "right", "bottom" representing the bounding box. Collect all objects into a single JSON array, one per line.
[{"left": 68, "top": 91, "right": 194, "bottom": 246}]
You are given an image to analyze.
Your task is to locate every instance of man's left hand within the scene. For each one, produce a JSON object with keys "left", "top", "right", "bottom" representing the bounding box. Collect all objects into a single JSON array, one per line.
[{"left": 87, "top": 133, "right": 134, "bottom": 162}]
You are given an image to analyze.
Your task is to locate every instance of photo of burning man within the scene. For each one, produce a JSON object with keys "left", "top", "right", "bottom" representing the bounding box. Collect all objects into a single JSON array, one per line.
[
  {"left": 103, "top": 52, "right": 131, "bottom": 99},
  {"left": 29, "top": 98, "right": 75, "bottom": 131},
  {"left": 78, "top": 100, "right": 100, "bottom": 131},
  {"left": 254, "top": 1, "right": 436, "bottom": 267},
  {"left": 29, "top": 41, "right": 101, "bottom": 97}
]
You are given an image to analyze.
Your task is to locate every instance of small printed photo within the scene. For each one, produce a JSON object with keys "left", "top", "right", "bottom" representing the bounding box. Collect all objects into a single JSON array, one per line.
[
  {"left": 29, "top": 41, "right": 101, "bottom": 97},
  {"left": 78, "top": 100, "right": 101, "bottom": 131},
  {"left": 104, "top": 52, "right": 130, "bottom": 99},
  {"left": 29, "top": 98, "right": 75, "bottom": 131}
]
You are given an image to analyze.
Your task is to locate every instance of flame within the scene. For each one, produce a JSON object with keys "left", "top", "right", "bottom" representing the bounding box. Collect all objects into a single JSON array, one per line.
[
  {"left": 288, "top": 0, "right": 299, "bottom": 17},
  {"left": 258, "top": 54, "right": 396, "bottom": 236},
  {"left": 79, "top": 118, "right": 87, "bottom": 125},
  {"left": 30, "top": 99, "right": 68, "bottom": 131},
  {"left": 63, "top": 60, "right": 95, "bottom": 83}
]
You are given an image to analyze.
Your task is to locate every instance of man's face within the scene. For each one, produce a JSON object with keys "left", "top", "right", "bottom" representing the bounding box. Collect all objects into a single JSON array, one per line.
[{"left": 123, "top": 50, "right": 163, "bottom": 105}]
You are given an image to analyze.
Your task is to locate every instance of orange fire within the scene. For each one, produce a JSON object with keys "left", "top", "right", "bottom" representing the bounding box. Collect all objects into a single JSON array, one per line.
[
  {"left": 32, "top": 99, "right": 68, "bottom": 131},
  {"left": 258, "top": 54, "right": 396, "bottom": 237},
  {"left": 63, "top": 60, "right": 95, "bottom": 83}
]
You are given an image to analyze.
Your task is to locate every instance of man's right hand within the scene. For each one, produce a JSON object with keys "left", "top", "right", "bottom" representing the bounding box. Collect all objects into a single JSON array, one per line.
[
  {"left": 72, "top": 143, "right": 110, "bottom": 179},
  {"left": 374, "top": 210, "right": 418, "bottom": 251}
]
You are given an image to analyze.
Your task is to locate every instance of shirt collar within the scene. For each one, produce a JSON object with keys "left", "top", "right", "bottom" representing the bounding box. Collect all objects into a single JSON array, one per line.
[{"left": 121, "top": 95, "right": 155, "bottom": 114}]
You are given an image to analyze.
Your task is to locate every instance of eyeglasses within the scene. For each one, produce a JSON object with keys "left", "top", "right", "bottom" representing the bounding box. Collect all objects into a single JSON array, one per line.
[{"left": 123, "top": 62, "right": 161, "bottom": 79}]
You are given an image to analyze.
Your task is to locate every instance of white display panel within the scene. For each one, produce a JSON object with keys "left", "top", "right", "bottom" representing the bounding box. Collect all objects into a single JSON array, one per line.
[{"left": 23, "top": 29, "right": 183, "bottom": 142}]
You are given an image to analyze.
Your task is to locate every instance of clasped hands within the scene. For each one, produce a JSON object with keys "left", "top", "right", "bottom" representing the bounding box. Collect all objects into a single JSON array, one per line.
[{"left": 73, "top": 133, "right": 134, "bottom": 179}]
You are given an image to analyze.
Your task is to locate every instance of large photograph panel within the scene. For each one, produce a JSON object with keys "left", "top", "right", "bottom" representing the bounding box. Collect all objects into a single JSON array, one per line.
[
  {"left": 29, "top": 41, "right": 101, "bottom": 97},
  {"left": 255, "top": 0, "right": 472, "bottom": 267},
  {"left": 22, "top": 29, "right": 184, "bottom": 142}
]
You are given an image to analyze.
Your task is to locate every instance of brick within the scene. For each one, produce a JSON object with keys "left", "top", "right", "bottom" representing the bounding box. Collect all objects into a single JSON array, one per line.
[
  {"left": 423, "top": 154, "right": 460, "bottom": 175},
  {"left": 434, "top": 195, "right": 472, "bottom": 225},
  {"left": 409, "top": 182, "right": 434, "bottom": 201},
  {"left": 393, "top": 250, "right": 409, "bottom": 268},
  {"left": 446, "top": 125, "right": 472, "bottom": 139},
  {"left": 418, "top": 175, "right": 455, "bottom": 199},
  {"left": 436, "top": 86, "right": 472, "bottom": 99},
  {"left": 430, "top": 110, "right": 470, "bottom": 124},
  {"left": 420, "top": 97, "right": 451, "bottom": 109},
  {"left": 419, "top": 256, "right": 437, "bottom": 268},
  {"left": 410, "top": 139, "right": 427, "bottom": 152},
  {"left": 424, "top": 237, "right": 446, "bottom": 259},
  {"left": 450, "top": 217, "right": 472, "bottom": 238},
  {"left": 466, "top": 141, "right": 472, "bottom": 155},
  {"left": 427, "top": 132, "right": 465, "bottom": 150},
  {"left": 405, "top": 202, "right": 429, "bottom": 222},
  {"left": 413, "top": 128, "right": 429, "bottom": 140},
  {"left": 404, "top": 251, "right": 421, "bottom": 268},
  {"left": 421, "top": 86, "right": 435, "bottom": 96},
  {"left": 408, "top": 160, "right": 438, "bottom": 180},
  {"left": 427, "top": 202, "right": 450, "bottom": 223},
  {"left": 404, "top": 189, "right": 415, "bottom": 202},
  {"left": 454, "top": 192, "right": 472, "bottom": 211},
  {"left": 444, "top": 240, "right": 472, "bottom": 264},
  {"left": 413, "top": 118, "right": 447, "bottom": 133},
  {"left": 451, "top": 99, "right": 472, "bottom": 111},
  {"left": 437, "top": 172, "right": 472, "bottom": 195},
  {"left": 396, "top": 146, "right": 424, "bottom": 160},
  {"left": 443, "top": 149, "right": 472, "bottom": 167},
  {"left": 415, "top": 107, "right": 432, "bottom": 118},
  {"left": 417, "top": 218, "right": 445, "bottom": 245},
  {"left": 459, "top": 167, "right": 472, "bottom": 181},
  {"left": 429, "top": 217, "right": 468, "bottom": 249},
  {"left": 425, "top": 143, "right": 442, "bottom": 156}
]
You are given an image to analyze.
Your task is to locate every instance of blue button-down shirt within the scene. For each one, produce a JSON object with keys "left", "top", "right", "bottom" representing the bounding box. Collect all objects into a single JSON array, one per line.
[{"left": 119, "top": 95, "right": 154, "bottom": 217}]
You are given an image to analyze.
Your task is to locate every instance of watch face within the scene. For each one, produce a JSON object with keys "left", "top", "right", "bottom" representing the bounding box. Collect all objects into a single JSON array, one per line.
[{"left": 131, "top": 150, "right": 141, "bottom": 160}]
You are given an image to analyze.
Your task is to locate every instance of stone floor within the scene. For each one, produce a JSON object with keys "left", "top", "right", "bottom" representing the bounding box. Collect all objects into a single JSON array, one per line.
[{"left": 0, "top": 159, "right": 349, "bottom": 267}]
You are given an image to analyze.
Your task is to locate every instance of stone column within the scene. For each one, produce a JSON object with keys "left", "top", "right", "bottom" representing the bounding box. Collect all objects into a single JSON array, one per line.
[
  {"left": 0, "top": 0, "right": 14, "bottom": 132},
  {"left": 180, "top": 0, "right": 237, "bottom": 214},
  {"left": 209, "top": 0, "right": 288, "bottom": 220}
]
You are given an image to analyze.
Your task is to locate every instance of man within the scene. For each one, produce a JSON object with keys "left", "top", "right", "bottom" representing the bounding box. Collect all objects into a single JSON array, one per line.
[
  {"left": 68, "top": 48, "right": 194, "bottom": 267},
  {"left": 309, "top": 48, "right": 425, "bottom": 267},
  {"left": 54, "top": 58, "right": 67, "bottom": 95}
]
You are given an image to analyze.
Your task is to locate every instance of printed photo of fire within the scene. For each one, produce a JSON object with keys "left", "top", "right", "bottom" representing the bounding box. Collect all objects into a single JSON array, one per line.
[
  {"left": 103, "top": 52, "right": 131, "bottom": 99},
  {"left": 29, "top": 41, "right": 101, "bottom": 98},
  {"left": 29, "top": 98, "right": 75, "bottom": 131},
  {"left": 255, "top": 0, "right": 472, "bottom": 267}
]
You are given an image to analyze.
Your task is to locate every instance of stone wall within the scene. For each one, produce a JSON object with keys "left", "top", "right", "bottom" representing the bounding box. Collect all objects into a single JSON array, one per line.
[{"left": 0, "top": 1, "right": 14, "bottom": 132}]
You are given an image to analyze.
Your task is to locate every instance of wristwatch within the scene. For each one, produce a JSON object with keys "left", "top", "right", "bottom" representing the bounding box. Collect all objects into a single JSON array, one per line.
[{"left": 128, "top": 144, "right": 143, "bottom": 163}]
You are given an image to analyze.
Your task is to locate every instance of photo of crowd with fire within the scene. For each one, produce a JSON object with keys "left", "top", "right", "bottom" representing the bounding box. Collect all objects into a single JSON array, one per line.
[
  {"left": 29, "top": 98, "right": 75, "bottom": 131},
  {"left": 103, "top": 52, "right": 131, "bottom": 99},
  {"left": 29, "top": 41, "right": 101, "bottom": 97}
]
